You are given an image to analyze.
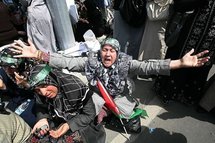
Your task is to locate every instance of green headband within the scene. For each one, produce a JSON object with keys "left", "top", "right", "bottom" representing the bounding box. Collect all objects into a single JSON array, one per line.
[
  {"left": 29, "top": 64, "right": 52, "bottom": 87},
  {"left": 0, "top": 55, "right": 23, "bottom": 65}
]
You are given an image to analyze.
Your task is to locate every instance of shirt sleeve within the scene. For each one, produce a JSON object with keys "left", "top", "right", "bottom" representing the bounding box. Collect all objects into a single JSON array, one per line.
[
  {"left": 49, "top": 53, "right": 87, "bottom": 72},
  {"left": 128, "top": 59, "right": 171, "bottom": 76}
]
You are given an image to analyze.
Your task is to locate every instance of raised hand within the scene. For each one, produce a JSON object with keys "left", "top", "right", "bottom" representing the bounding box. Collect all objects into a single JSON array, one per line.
[
  {"left": 181, "top": 49, "right": 210, "bottom": 68},
  {"left": 14, "top": 72, "right": 29, "bottom": 88},
  {"left": 170, "top": 49, "right": 210, "bottom": 69},
  {"left": 10, "top": 39, "right": 38, "bottom": 59}
]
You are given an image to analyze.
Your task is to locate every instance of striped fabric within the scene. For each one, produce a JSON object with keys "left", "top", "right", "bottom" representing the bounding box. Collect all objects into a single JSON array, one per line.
[{"left": 0, "top": 109, "right": 31, "bottom": 143}]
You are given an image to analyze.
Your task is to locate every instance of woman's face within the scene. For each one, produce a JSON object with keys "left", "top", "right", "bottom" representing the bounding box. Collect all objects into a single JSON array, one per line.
[
  {"left": 35, "top": 84, "right": 58, "bottom": 98},
  {"left": 100, "top": 45, "right": 117, "bottom": 68}
]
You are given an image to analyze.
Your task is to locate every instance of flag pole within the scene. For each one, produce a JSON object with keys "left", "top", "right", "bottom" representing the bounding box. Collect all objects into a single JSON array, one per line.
[
  {"left": 97, "top": 79, "right": 130, "bottom": 140},
  {"left": 119, "top": 118, "right": 130, "bottom": 140}
]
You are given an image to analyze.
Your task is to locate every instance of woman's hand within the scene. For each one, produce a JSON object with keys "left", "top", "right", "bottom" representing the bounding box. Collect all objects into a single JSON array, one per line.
[
  {"left": 32, "top": 118, "right": 49, "bottom": 138},
  {"left": 170, "top": 49, "right": 210, "bottom": 69},
  {"left": 10, "top": 39, "right": 38, "bottom": 59},
  {"left": 181, "top": 49, "right": 210, "bottom": 67},
  {"left": 49, "top": 123, "right": 70, "bottom": 139},
  {"left": 14, "top": 72, "right": 29, "bottom": 88}
]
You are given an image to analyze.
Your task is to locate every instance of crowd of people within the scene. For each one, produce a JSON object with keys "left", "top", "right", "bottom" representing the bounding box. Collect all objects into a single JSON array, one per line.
[{"left": 0, "top": 0, "right": 214, "bottom": 142}]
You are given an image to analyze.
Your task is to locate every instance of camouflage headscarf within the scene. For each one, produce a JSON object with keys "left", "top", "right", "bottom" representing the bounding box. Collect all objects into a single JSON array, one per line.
[{"left": 100, "top": 38, "right": 121, "bottom": 52}]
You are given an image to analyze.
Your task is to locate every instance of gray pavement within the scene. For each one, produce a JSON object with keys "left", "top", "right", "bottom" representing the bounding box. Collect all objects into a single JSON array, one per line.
[{"left": 106, "top": 78, "right": 215, "bottom": 143}]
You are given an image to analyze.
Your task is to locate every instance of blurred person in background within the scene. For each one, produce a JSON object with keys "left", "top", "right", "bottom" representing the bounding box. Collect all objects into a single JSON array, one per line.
[{"left": 0, "top": 0, "right": 21, "bottom": 46}]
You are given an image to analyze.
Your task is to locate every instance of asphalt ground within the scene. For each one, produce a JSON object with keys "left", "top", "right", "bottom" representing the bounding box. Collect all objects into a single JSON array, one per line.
[{"left": 106, "top": 78, "right": 215, "bottom": 143}]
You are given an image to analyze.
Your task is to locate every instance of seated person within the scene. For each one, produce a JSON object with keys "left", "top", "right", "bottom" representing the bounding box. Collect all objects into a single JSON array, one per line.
[
  {"left": 0, "top": 105, "right": 31, "bottom": 143},
  {"left": 26, "top": 64, "right": 105, "bottom": 143},
  {"left": 75, "top": 0, "right": 107, "bottom": 42},
  {"left": 0, "top": 49, "right": 36, "bottom": 127},
  {"left": 0, "top": 0, "right": 26, "bottom": 46}
]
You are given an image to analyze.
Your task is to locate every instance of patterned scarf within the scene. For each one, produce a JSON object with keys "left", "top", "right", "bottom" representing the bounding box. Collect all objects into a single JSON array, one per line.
[
  {"left": 29, "top": 64, "right": 88, "bottom": 121},
  {"left": 85, "top": 51, "right": 132, "bottom": 97}
]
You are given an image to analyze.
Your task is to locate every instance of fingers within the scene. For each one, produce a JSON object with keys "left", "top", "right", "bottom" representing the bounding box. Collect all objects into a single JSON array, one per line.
[
  {"left": 14, "top": 72, "right": 25, "bottom": 80},
  {"left": 9, "top": 48, "right": 22, "bottom": 53},
  {"left": 196, "top": 63, "right": 205, "bottom": 67},
  {"left": 196, "top": 50, "right": 209, "bottom": 58},
  {"left": 9, "top": 44, "right": 24, "bottom": 57},
  {"left": 187, "top": 48, "right": 194, "bottom": 55},
  {"left": 13, "top": 55, "right": 24, "bottom": 58},
  {"left": 196, "top": 57, "right": 210, "bottom": 67},
  {"left": 14, "top": 39, "right": 27, "bottom": 47},
  {"left": 34, "top": 124, "right": 49, "bottom": 138},
  {"left": 199, "top": 57, "right": 210, "bottom": 63},
  {"left": 49, "top": 130, "right": 58, "bottom": 138},
  {"left": 187, "top": 49, "right": 209, "bottom": 58},
  {"left": 38, "top": 129, "right": 48, "bottom": 136},
  {"left": 10, "top": 43, "right": 23, "bottom": 51},
  {"left": 14, "top": 72, "right": 21, "bottom": 78}
]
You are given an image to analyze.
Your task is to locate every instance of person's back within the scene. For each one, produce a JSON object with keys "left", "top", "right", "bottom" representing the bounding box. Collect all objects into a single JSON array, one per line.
[
  {"left": 75, "top": 0, "right": 106, "bottom": 42},
  {"left": 27, "top": 0, "right": 57, "bottom": 53},
  {"left": 0, "top": 1, "right": 19, "bottom": 46},
  {"left": 0, "top": 49, "right": 37, "bottom": 128},
  {"left": 0, "top": 109, "right": 31, "bottom": 143}
]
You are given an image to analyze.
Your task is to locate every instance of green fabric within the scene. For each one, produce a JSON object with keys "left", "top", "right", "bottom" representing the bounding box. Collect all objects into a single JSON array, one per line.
[
  {"left": 116, "top": 108, "right": 148, "bottom": 119},
  {"left": 0, "top": 109, "right": 31, "bottom": 143},
  {"left": 29, "top": 64, "right": 52, "bottom": 87},
  {"left": 0, "top": 55, "right": 22, "bottom": 65},
  {"left": 129, "top": 108, "right": 148, "bottom": 119}
]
